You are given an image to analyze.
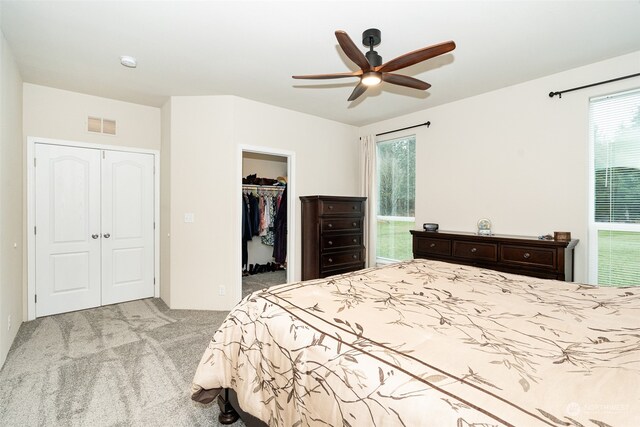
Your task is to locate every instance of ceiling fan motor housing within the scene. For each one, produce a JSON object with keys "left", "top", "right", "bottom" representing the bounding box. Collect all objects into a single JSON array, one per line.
[{"left": 363, "top": 28, "right": 382, "bottom": 66}]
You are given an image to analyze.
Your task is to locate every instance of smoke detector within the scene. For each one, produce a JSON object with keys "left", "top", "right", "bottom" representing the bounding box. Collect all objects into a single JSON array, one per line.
[{"left": 120, "top": 56, "right": 137, "bottom": 68}]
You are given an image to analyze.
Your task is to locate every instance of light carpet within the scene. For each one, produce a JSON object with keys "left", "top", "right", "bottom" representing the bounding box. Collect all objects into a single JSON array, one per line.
[
  {"left": 0, "top": 298, "right": 243, "bottom": 427},
  {"left": 242, "top": 270, "right": 286, "bottom": 299}
]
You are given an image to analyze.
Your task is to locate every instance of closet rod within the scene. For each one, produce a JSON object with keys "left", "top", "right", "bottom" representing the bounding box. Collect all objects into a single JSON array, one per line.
[
  {"left": 242, "top": 184, "right": 285, "bottom": 190},
  {"left": 549, "top": 72, "right": 640, "bottom": 98}
]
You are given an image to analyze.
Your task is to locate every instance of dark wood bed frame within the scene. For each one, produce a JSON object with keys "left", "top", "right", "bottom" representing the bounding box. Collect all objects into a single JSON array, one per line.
[{"left": 218, "top": 388, "right": 268, "bottom": 427}]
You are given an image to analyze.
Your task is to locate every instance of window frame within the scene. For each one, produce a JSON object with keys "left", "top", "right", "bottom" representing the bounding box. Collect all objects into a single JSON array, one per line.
[
  {"left": 588, "top": 88, "right": 640, "bottom": 285},
  {"left": 375, "top": 134, "right": 416, "bottom": 264}
]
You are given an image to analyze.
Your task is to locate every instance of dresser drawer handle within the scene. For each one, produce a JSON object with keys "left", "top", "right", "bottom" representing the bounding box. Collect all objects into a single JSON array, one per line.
[
  {"left": 353, "top": 238, "right": 358, "bottom": 243},
  {"left": 328, "top": 240, "right": 333, "bottom": 246},
  {"left": 327, "top": 223, "right": 333, "bottom": 228},
  {"left": 523, "top": 252, "right": 531, "bottom": 259},
  {"left": 352, "top": 222, "right": 357, "bottom": 227},
  {"left": 352, "top": 254, "right": 358, "bottom": 259},
  {"left": 328, "top": 258, "right": 333, "bottom": 263},
  {"left": 430, "top": 243, "right": 436, "bottom": 248},
  {"left": 328, "top": 205, "right": 334, "bottom": 210},
  {"left": 352, "top": 205, "right": 356, "bottom": 210},
  {"left": 470, "top": 247, "right": 477, "bottom": 253}
]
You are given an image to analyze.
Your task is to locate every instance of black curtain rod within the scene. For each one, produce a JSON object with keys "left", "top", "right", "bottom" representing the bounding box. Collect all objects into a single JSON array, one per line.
[
  {"left": 360, "top": 121, "right": 430, "bottom": 140},
  {"left": 549, "top": 72, "right": 640, "bottom": 98}
]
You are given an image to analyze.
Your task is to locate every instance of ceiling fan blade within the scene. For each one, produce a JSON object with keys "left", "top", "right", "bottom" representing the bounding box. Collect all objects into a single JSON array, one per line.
[
  {"left": 348, "top": 82, "right": 367, "bottom": 101},
  {"left": 382, "top": 73, "right": 431, "bottom": 90},
  {"left": 378, "top": 41, "right": 456, "bottom": 73},
  {"left": 292, "top": 71, "right": 361, "bottom": 80},
  {"left": 335, "top": 30, "right": 371, "bottom": 71}
]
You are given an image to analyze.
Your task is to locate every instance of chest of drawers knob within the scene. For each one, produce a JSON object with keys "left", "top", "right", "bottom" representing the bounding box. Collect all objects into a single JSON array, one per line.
[
  {"left": 352, "top": 222, "right": 357, "bottom": 227},
  {"left": 430, "top": 243, "right": 436, "bottom": 248},
  {"left": 327, "top": 223, "right": 333, "bottom": 228},
  {"left": 352, "top": 254, "right": 358, "bottom": 259},
  {"left": 328, "top": 258, "right": 333, "bottom": 263},
  {"left": 353, "top": 238, "right": 358, "bottom": 243},
  {"left": 328, "top": 240, "right": 333, "bottom": 246},
  {"left": 470, "top": 247, "right": 477, "bottom": 253},
  {"left": 523, "top": 252, "right": 531, "bottom": 259},
  {"left": 328, "top": 205, "right": 334, "bottom": 210}
]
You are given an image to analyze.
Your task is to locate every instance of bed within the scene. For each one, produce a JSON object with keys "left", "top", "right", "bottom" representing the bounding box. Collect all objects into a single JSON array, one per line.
[{"left": 191, "top": 259, "right": 640, "bottom": 426}]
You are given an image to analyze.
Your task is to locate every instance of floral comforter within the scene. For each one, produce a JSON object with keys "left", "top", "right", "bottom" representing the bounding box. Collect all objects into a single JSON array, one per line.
[{"left": 192, "top": 259, "right": 640, "bottom": 426}]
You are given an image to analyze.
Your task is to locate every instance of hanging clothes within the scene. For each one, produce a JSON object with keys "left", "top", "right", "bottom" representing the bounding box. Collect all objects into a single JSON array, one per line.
[
  {"left": 261, "top": 194, "right": 276, "bottom": 246},
  {"left": 272, "top": 186, "right": 287, "bottom": 264},
  {"left": 241, "top": 194, "right": 253, "bottom": 269}
]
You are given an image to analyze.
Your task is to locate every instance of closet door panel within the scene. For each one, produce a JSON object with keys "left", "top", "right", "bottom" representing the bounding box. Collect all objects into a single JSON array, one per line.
[
  {"left": 35, "top": 144, "right": 102, "bottom": 317},
  {"left": 101, "top": 151, "right": 155, "bottom": 305}
]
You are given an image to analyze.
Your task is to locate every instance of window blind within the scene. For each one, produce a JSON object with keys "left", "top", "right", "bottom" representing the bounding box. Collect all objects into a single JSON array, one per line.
[{"left": 590, "top": 88, "right": 640, "bottom": 286}]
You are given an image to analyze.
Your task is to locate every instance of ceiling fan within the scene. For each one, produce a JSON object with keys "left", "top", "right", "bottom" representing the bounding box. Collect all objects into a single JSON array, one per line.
[{"left": 293, "top": 29, "right": 455, "bottom": 101}]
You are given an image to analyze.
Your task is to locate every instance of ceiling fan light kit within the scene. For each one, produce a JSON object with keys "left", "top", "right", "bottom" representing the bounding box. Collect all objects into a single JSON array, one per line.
[
  {"left": 292, "top": 28, "right": 455, "bottom": 101},
  {"left": 361, "top": 71, "right": 382, "bottom": 86}
]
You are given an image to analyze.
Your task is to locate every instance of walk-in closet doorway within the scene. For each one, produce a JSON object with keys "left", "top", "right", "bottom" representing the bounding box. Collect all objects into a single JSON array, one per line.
[{"left": 237, "top": 146, "right": 295, "bottom": 301}]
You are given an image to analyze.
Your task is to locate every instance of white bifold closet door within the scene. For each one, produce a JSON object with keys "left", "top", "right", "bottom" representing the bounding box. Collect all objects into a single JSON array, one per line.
[{"left": 35, "top": 143, "right": 154, "bottom": 317}]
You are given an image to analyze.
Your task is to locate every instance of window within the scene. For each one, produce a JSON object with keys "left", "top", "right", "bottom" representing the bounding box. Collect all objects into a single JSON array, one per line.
[
  {"left": 589, "top": 89, "right": 640, "bottom": 286},
  {"left": 376, "top": 135, "right": 415, "bottom": 262}
]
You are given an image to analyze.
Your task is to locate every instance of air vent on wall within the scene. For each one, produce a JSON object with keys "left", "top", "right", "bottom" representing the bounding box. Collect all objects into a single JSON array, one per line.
[{"left": 87, "top": 116, "right": 117, "bottom": 135}]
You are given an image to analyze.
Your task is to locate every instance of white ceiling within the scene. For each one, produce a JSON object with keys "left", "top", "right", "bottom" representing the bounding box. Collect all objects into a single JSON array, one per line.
[{"left": 2, "top": 1, "right": 640, "bottom": 127}]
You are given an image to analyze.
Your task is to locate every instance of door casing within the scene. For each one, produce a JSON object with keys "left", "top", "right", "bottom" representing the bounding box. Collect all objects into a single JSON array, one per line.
[{"left": 27, "top": 136, "right": 160, "bottom": 320}]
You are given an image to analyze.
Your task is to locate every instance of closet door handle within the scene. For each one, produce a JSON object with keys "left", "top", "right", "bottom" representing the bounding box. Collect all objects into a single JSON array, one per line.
[
  {"left": 91, "top": 234, "right": 99, "bottom": 239},
  {"left": 104, "top": 233, "right": 111, "bottom": 239}
]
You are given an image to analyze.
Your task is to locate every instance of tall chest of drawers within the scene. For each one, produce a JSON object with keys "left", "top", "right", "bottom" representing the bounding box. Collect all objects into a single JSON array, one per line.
[
  {"left": 300, "top": 195, "right": 367, "bottom": 280},
  {"left": 410, "top": 230, "right": 578, "bottom": 281}
]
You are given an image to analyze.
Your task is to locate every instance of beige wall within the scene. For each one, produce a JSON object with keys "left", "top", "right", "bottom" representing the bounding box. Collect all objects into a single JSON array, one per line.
[
  {"left": 0, "top": 30, "right": 23, "bottom": 368},
  {"left": 166, "top": 95, "right": 358, "bottom": 310},
  {"left": 23, "top": 84, "right": 161, "bottom": 150},
  {"left": 359, "top": 50, "right": 640, "bottom": 284}
]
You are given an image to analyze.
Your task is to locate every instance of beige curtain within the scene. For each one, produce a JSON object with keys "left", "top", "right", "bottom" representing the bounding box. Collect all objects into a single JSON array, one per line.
[{"left": 360, "top": 135, "right": 377, "bottom": 268}]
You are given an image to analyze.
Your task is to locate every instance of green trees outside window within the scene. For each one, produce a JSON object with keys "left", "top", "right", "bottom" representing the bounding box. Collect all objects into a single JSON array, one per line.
[{"left": 376, "top": 136, "right": 415, "bottom": 261}]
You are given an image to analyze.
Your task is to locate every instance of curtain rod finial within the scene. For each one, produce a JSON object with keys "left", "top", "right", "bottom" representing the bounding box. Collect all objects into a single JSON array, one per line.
[
  {"left": 549, "top": 91, "right": 558, "bottom": 98},
  {"left": 426, "top": 121, "right": 431, "bottom": 128}
]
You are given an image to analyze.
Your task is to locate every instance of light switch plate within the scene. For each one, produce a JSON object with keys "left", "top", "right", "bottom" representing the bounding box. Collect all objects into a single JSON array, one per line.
[{"left": 184, "top": 213, "right": 194, "bottom": 223}]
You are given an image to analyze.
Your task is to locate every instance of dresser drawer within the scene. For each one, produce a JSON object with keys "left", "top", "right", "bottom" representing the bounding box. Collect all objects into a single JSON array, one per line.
[
  {"left": 322, "top": 234, "right": 362, "bottom": 251},
  {"left": 321, "top": 250, "right": 363, "bottom": 268},
  {"left": 320, "top": 200, "right": 363, "bottom": 215},
  {"left": 320, "top": 218, "right": 362, "bottom": 233},
  {"left": 501, "top": 245, "right": 556, "bottom": 269},
  {"left": 453, "top": 241, "right": 498, "bottom": 262},
  {"left": 414, "top": 237, "right": 451, "bottom": 256}
]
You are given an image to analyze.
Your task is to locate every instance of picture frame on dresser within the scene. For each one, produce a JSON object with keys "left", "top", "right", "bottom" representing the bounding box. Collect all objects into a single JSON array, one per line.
[{"left": 410, "top": 230, "right": 578, "bottom": 281}]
